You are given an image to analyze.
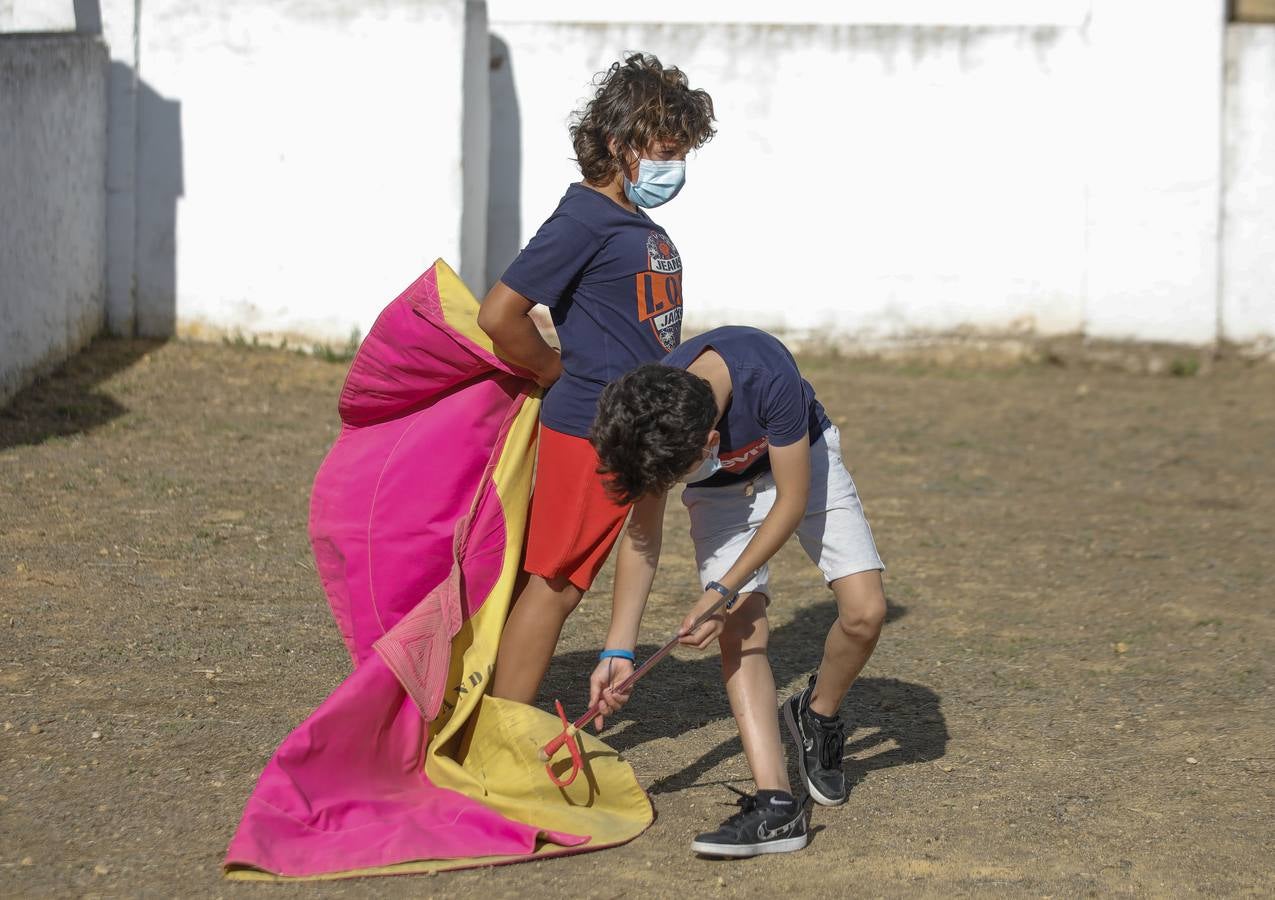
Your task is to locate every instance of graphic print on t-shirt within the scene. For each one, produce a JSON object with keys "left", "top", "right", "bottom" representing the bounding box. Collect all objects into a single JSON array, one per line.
[
  {"left": 635, "top": 231, "right": 683, "bottom": 352},
  {"left": 720, "top": 436, "right": 770, "bottom": 474}
]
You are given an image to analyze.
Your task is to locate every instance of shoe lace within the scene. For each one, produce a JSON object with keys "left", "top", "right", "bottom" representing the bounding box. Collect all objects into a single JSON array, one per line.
[
  {"left": 815, "top": 717, "right": 847, "bottom": 770},
  {"left": 718, "top": 784, "right": 759, "bottom": 825}
]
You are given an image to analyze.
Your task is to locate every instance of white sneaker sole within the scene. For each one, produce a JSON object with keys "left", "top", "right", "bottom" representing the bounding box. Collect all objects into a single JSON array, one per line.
[
  {"left": 783, "top": 696, "right": 848, "bottom": 807},
  {"left": 691, "top": 833, "right": 810, "bottom": 857}
]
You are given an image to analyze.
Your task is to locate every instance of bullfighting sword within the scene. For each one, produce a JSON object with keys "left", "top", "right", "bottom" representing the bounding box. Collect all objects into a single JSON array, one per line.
[{"left": 539, "top": 584, "right": 740, "bottom": 787}]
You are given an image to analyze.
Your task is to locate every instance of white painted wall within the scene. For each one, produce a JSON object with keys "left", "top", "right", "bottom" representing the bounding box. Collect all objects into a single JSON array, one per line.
[
  {"left": 485, "top": 1, "right": 1091, "bottom": 28},
  {"left": 1222, "top": 25, "right": 1275, "bottom": 346},
  {"left": 5, "top": 1, "right": 1272, "bottom": 360},
  {"left": 105, "top": 2, "right": 1275, "bottom": 349},
  {"left": 1084, "top": 0, "right": 1225, "bottom": 344},
  {"left": 484, "top": 0, "right": 1270, "bottom": 347},
  {"left": 0, "top": 0, "right": 76, "bottom": 32},
  {"left": 485, "top": 17, "right": 1090, "bottom": 341},
  {"left": 0, "top": 34, "right": 108, "bottom": 404},
  {"left": 130, "top": 0, "right": 476, "bottom": 343}
]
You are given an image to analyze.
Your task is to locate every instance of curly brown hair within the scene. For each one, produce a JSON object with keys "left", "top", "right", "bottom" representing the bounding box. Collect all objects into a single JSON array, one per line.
[
  {"left": 591, "top": 365, "right": 718, "bottom": 505},
  {"left": 570, "top": 53, "right": 716, "bottom": 186}
]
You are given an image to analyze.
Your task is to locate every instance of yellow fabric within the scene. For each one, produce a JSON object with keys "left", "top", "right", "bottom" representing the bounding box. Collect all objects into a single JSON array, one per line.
[
  {"left": 229, "top": 694, "right": 651, "bottom": 881},
  {"left": 434, "top": 257, "right": 500, "bottom": 354},
  {"left": 455, "top": 696, "right": 653, "bottom": 839},
  {"left": 228, "top": 262, "right": 651, "bottom": 881},
  {"left": 422, "top": 263, "right": 652, "bottom": 869}
]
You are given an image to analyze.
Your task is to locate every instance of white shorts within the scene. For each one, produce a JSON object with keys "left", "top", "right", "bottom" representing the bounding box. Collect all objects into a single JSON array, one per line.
[{"left": 680, "top": 425, "right": 884, "bottom": 598}]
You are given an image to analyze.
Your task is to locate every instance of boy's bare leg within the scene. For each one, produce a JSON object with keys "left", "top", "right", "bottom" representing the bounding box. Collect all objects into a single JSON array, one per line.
[
  {"left": 719, "top": 592, "right": 791, "bottom": 793},
  {"left": 809, "top": 569, "right": 886, "bottom": 717},
  {"left": 490, "top": 572, "right": 583, "bottom": 704}
]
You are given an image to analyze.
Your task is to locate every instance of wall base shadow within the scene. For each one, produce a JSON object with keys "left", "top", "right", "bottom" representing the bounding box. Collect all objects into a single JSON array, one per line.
[
  {"left": 0, "top": 337, "right": 164, "bottom": 450},
  {"left": 539, "top": 597, "right": 946, "bottom": 800}
]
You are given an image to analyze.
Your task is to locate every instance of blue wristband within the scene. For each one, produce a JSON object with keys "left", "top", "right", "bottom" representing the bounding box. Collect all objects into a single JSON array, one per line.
[{"left": 598, "top": 649, "right": 636, "bottom": 663}]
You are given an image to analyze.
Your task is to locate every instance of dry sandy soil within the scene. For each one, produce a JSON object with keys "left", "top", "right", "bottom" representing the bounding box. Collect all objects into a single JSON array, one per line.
[{"left": 1, "top": 339, "right": 1272, "bottom": 898}]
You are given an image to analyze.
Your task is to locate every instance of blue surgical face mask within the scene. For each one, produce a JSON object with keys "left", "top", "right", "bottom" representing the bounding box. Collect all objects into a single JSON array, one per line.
[
  {"left": 623, "top": 158, "right": 686, "bottom": 208},
  {"left": 680, "top": 441, "right": 720, "bottom": 484}
]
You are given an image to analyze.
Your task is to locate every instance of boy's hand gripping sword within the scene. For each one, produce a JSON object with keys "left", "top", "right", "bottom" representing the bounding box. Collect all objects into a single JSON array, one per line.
[{"left": 538, "top": 587, "right": 738, "bottom": 788}]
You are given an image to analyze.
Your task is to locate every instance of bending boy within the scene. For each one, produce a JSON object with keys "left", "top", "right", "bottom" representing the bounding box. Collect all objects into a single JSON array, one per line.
[{"left": 587, "top": 325, "right": 887, "bottom": 857}]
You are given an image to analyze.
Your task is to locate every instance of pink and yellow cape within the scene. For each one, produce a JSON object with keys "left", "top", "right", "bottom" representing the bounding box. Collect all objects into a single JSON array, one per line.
[{"left": 223, "top": 261, "right": 652, "bottom": 880}]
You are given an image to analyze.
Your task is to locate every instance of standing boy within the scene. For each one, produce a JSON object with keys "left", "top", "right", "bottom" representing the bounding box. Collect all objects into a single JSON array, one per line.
[
  {"left": 479, "top": 54, "right": 715, "bottom": 704},
  {"left": 586, "top": 326, "right": 887, "bottom": 857}
]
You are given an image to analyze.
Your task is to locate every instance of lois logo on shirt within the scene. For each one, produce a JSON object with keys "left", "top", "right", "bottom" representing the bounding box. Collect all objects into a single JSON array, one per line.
[{"left": 636, "top": 232, "right": 683, "bottom": 352}]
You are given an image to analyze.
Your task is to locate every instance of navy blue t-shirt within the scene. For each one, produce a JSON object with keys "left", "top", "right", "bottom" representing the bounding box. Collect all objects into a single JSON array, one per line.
[
  {"left": 500, "top": 183, "right": 684, "bottom": 437},
  {"left": 663, "top": 326, "right": 831, "bottom": 487}
]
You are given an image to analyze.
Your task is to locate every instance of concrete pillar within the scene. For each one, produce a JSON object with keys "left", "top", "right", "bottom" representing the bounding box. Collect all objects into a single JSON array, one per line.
[
  {"left": 1221, "top": 25, "right": 1275, "bottom": 345},
  {"left": 460, "top": 0, "right": 489, "bottom": 293},
  {"left": 102, "top": 0, "right": 138, "bottom": 335}
]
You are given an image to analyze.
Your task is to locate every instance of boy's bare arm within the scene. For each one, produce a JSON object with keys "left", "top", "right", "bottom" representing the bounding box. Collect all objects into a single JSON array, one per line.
[
  {"left": 476, "top": 281, "right": 563, "bottom": 388},
  {"left": 679, "top": 440, "right": 811, "bottom": 648},
  {"left": 606, "top": 490, "right": 667, "bottom": 649},
  {"left": 588, "top": 490, "right": 667, "bottom": 728}
]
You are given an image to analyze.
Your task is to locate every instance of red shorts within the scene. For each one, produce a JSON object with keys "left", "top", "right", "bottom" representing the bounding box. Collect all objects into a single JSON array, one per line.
[{"left": 525, "top": 425, "right": 632, "bottom": 591}]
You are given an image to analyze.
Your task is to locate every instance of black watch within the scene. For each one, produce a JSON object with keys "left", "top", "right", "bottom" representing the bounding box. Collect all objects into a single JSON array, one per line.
[{"left": 705, "top": 580, "right": 740, "bottom": 610}]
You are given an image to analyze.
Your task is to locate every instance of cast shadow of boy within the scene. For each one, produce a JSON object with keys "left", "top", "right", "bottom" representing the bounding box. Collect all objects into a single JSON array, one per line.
[{"left": 540, "top": 597, "right": 948, "bottom": 798}]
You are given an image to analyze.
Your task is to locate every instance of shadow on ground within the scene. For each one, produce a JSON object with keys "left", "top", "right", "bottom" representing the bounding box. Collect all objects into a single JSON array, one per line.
[
  {"left": 540, "top": 596, "right": 947, "bottom": 798},
  {"left": 0, "top": 338, "right": 163, "bottom": 450}
]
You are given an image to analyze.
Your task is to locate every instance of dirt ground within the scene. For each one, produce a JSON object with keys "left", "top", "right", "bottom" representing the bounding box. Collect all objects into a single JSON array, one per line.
[{"left": 1, "top": 339, "right": 1272, "bottom": 898}]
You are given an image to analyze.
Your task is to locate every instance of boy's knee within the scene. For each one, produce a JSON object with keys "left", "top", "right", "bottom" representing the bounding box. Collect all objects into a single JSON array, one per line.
[
  {"left": 720, "top": 602, "right": 769, "bottom": 652},
  {"left": 526, "top": 573, "right": 584, "bottom": 617},
  {"left": 557, "top": 591, "right": 584, "bottom": 616},
  {"left": 720, "top": 617, "right": 759, "bottom": 649},
  {"left": 835, "top": 587, "right": 886, "bottom": 642}
]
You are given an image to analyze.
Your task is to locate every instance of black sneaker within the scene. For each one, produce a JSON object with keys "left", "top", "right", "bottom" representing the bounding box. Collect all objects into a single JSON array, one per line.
[
  {"left": 690, "top": 787, "right": 809, "bottom": 858},
  {"left": 782, "top": 675, "right": 849, "bottom": 806}
]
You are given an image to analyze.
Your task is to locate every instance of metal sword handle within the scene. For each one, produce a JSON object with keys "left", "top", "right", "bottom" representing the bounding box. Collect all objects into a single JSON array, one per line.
[{"left": 538, "top": 590, "right": 736, "bottom": 777}]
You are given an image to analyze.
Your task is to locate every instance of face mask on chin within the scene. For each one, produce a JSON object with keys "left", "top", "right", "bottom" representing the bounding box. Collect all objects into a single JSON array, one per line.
[
  {"left": 623, "top": 158, "right": 686, "bottom": 208},
  {"left": 679, "top": 442, "right": 721, "bottom": 484}
]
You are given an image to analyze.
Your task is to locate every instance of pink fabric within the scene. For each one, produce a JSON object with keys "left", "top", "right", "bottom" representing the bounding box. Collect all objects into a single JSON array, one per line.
[
  {"left": 224, "top": 269, "right": 585, "bottom": 877},
  {"left": 374, "top": 461, "right": 513, "bottom": 721},
  {"left": 311, "top": 267, "right": 525, "bottom": 666},
  {"left": 225, "top": 662, "right": 584, "bottom": 875},
  {"left": 311, "top": 372, "right": 521, "bottom": 666}
]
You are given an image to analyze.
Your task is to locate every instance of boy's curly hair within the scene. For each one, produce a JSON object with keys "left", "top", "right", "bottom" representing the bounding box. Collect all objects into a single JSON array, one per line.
[
  {"left": 590, "top": 365, "right": 718, "bottom": 505},
  {"left": 570, "top": 52, "right": 716, "bottom": 186}
]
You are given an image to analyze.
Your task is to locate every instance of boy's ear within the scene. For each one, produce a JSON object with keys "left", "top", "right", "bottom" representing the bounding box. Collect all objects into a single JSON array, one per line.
[
  {"left": 608, "top": 140, "right": 637, "bottom": 179},
  {"left": 706, "top": 429, "right": 720, "bottom": 453}
]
